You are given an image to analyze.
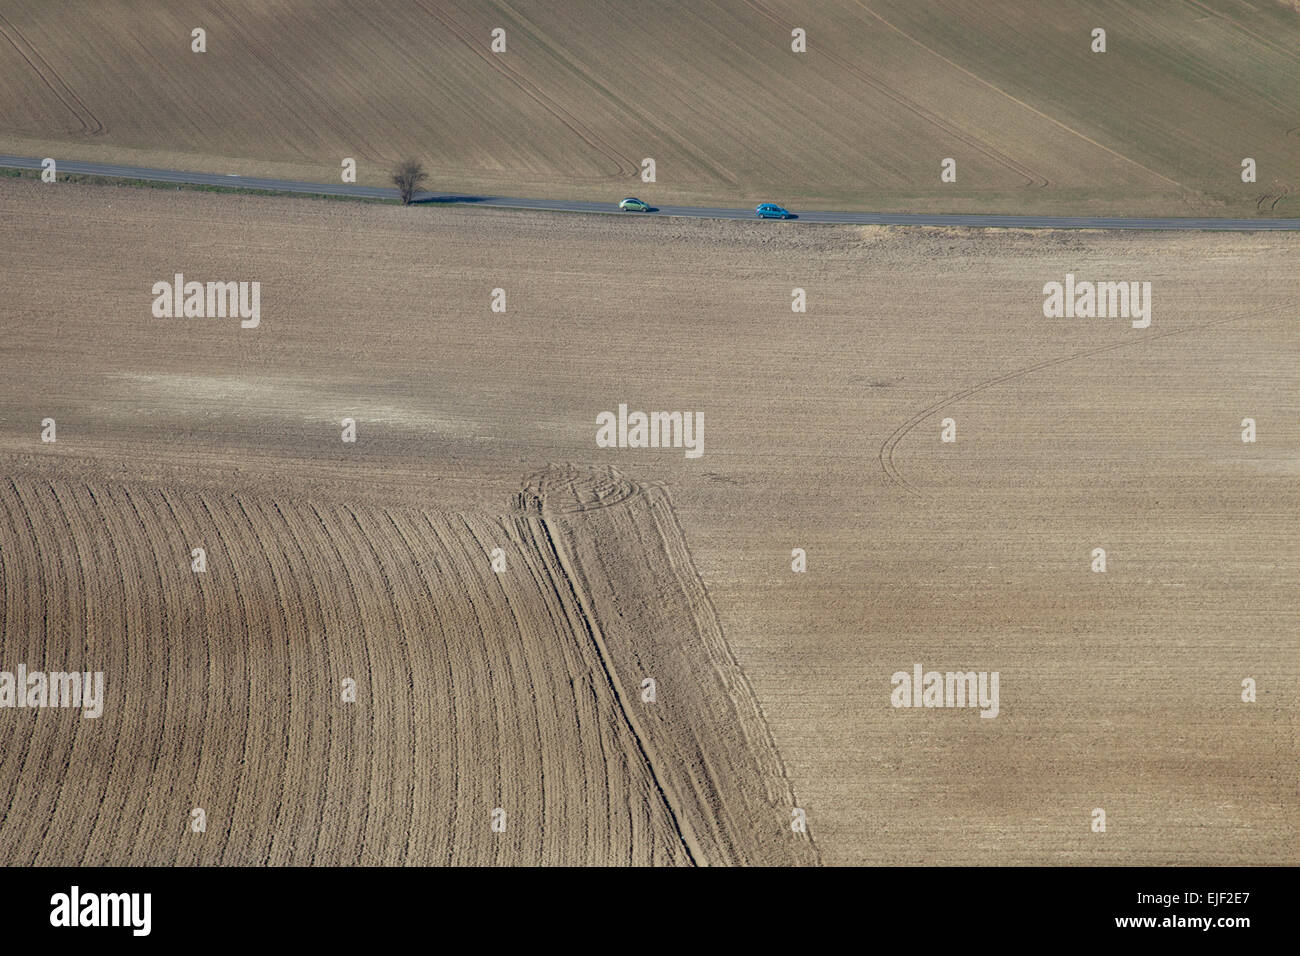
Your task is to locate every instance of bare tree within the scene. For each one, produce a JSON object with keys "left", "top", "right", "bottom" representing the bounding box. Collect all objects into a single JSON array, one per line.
[{"left": 391, "top": 159, "right": 428, "bottom": 205}]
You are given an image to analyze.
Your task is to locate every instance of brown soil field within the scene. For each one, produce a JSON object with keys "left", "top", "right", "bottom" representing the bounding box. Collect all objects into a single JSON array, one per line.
[
  {"left": 0, "top": 179, "right": 1297, "bottom": 864},
  {"left": 0, "top": 1, "right": 1297, "bottom": 216},
  {"left": 0, "top": 469, "right": 812, "bottom": 864}
]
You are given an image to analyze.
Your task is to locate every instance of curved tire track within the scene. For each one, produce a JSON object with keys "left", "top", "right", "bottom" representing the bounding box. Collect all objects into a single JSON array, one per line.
[
  {"left": 880, "top": 303, "right": 1292, "bottom": 496},
  {"left": 0, "top": 13, "right": 103, "bottom": 135}
]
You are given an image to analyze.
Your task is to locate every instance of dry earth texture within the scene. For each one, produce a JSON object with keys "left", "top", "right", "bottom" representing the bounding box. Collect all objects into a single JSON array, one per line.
[
  {"left": 0, "top": 0, "right": 1298, "bottom": 216},
  {"left": 0, "top": 468, "right": 812, "bottom": 865},
  {"left": 0, "top": 180, "right": 1297, "bottom": 864}
]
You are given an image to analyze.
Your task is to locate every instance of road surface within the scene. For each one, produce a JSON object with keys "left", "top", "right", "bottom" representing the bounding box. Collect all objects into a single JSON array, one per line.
[{"left": 3, "top": 154, "right": 1297, "bottom": 231}]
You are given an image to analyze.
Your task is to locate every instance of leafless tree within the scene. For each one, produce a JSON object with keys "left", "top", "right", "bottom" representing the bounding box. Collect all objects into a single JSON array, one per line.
[{"left": 392, "top": 159, "right": 428, "bottom": 205}]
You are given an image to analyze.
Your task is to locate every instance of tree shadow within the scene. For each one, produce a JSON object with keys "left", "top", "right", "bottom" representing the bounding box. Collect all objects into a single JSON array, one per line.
[{"left": 414, "top": 194, "right": 493, "bottom": 205}]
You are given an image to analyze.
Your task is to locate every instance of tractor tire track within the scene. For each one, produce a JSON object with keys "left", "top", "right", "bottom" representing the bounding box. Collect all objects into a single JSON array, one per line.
[
  {"left": 522, "top": 465, "right": 822, "bottom": 866},
  {"left": 0, "top": 12, "right": 103, "bottom": 135},
  {"left": 523, "top": 507, "right": 705, "bottom": 866},
  {"left": 880, "top": 302, "right": 1292, "bottom": 496}
]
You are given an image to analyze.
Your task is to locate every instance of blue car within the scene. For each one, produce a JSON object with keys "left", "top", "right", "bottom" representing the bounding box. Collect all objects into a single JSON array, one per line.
[{"left": 755, "top": 202, "right": 791, "bottom": 220}]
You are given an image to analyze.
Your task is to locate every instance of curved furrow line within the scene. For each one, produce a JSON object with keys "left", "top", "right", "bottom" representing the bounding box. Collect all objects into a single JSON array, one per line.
[
  {"left": 128, "top": 484, "right": 209, "bottom": 862},
  {"left": 214, "top": 493, "right": 289, "bottom": 865},
  {"left": 277, "top": 501, "right": 371, "bottom": 865},
  {"left": 341, "top": 504, "right": 435, "bottom": 865},
  {"left": 0, "top": 482, "right": 21, "bottom": 842},
  {"left": 50, "top": 480, "right": 124, "bottom": 866},
  {"left": 307, "top": 501, "right": 385, "bottom": 865},
  {"left": 422, "top": 512, "right": 489, "bottom": 865},
  {"left": 466, "top": 514, "right": 584, "bottom": 864},
  {"left": 159, "top": 489, "right": 228, "bottom": 866},
  {"left": 191, "top": 490, "right": 262, "bottom": 865},
  {"left": 0, "top": 479, "right": 53, "bottom": 865},
  {"left": 57, "top": 480, "right": 125, "bottom": 861},
  {"left": 153, "top": 488, "right": 213, "bottom": 863},
  {"left": 9, "top": 482, "right": 78, "bottom": 865},
  {"left": 268, "top": 499, "right": 345, "bottom": 867},
  {"left": 75, "top": 482, "right": 154, "bottom": 866},
  {"left": 10, "top": 483, "right": 65, "bottom": 866},
  {"left": 439, "top": 511, "right": 535, "bottom": 864},
  {"left": 111, "top": 484, "right": 181, "bottom": 865},
  {"left": 238, "top": 497, "right": 316, "bottom": 865},
  {"left": 465, "top": 517, "right": 556, "bottom": 862},
  {"left": 382, "top": 508, "right": 461, "bottom": 866}
]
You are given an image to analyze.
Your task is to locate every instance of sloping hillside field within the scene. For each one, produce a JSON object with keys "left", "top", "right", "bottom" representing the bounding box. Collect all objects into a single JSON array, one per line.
[
  {"left": 0, "top": 182, "right": 1295, "bottom": 864},
  {"left": 0, "top": 0, "right": 1297, "bottom": 215}
]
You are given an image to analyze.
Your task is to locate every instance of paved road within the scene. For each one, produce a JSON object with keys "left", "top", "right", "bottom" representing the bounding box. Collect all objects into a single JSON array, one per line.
[{"left": 4, "top": 154, "right": 1298, "bottom": 231}]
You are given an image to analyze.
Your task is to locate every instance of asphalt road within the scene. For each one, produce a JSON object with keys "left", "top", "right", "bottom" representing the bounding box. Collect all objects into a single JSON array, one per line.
[{"left": 4, "top": 154, "right": 1297, "bottom": 231}]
